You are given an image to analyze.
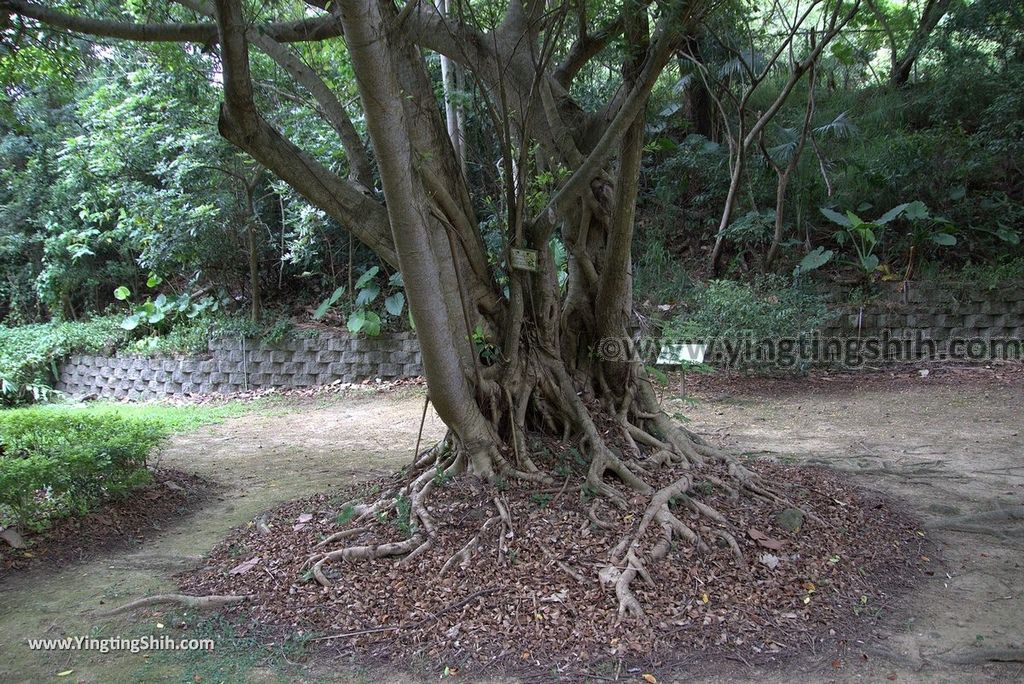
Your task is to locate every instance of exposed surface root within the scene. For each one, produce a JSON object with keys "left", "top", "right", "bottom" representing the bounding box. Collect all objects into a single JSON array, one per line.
[
  {"left": 182, "top": 447, "right": 926, "bottom": 675},
  {"left": 98, "top": 593, "right": 253, "bottom": 616}
]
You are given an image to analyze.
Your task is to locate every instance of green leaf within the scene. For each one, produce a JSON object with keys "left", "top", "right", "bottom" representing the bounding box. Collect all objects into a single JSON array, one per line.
[
  {"left": 995, "top": 226, "right": 1020, "bottom": 244},
  {"left": 362, "top": 311, "right": 382, "bottom": 336},
  {"left": 949, "top": 186, "right": 966, "bottom": 201},
  {"left": 384, "top": 292, "right": 405, "bottom": 316},
  {"left": 146, "top": 273, "right": 163, "bottom": 288},
  {"left": 903, "top": 200, "right": 929, "bottom": 221},
  {"left": 854, "top": 224, "right": 877, "bottom": 245},
  {"left": 819, "top": 207, "right": 851, "bottom": 227},
  {"left": 845, "top": 211, "right": 865, "bottom": 228},
  {"left": 796, "top": 247, "right": 833, "bottom": 274},
  {"left": 114, "top": 286, "right": 131, "bottom": 301},
  {"left": 388, "top": 271, "right": 404, "bottom": 288},
  {"left": 646, "top": 137, "right": 679, "bottom": 153},
  {"left": 347, "top": 309, "right": 366, "bottom": 334},
  {"left": 120, "top": 314, "right": 142, "bottom": 330},
  {"left": 147, "top": 310, "right": 166, "bottom": 324},
  {"left": 355, "top": 282, "right": 380, "bottom": 306},
  {"left": 861, "top": 254, "right": 880, "bottom": 271},
  {"left": 355, "top": 266, "right": 379, "bottom": 290},
  {"left": 313, "top": 286, "right": 346, "bottom": 320},
  {"left": 931, "top": 232, "right": 957, "bottom": 246},
  {"left": 875, "top": 203, "right": 909, "bottom": 225}
]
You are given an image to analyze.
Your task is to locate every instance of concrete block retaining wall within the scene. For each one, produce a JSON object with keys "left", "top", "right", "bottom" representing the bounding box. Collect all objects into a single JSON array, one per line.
[
  {"left": 57, "top": 332, "right": 423, "bottom": 400},
  {"left": 689, "top": 281, "right": 1023, "bottom": 367},
  {"left": 819, "top": 283, "right": 1024, "bottom": 345},
  {"left": 56, "top": 282, "right": 1024, "bottom": 399}
]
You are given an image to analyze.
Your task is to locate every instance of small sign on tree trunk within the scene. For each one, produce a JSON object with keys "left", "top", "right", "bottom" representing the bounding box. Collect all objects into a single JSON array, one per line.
[{"left": 509, "top": 248, "right": 539, "bottom": 272}]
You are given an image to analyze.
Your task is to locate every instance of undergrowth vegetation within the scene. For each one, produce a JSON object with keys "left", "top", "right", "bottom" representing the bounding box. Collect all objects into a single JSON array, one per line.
[
  {"left": 0, "top": 410, "right": 162, "bottom": 530},
  {"left": 0, "top": 401, "right": 253, "bottom": 530},
  {"left": 665, "top": 276, "right": 833, "bottom": 341},
  {"left": 0, "top": 316, "right": 127, "bottom": 404}
]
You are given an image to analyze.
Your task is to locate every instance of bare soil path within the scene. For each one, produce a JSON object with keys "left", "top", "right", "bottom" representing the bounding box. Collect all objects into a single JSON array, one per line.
[
  {"left": 0, "top": 387, "right": 445, "bottom": 683},
  {"left": 0, "top": 369, "right": 1020, "bottom": 683},
  {"left": 669, "top": 366, "right": 1023, "bottom": 683}
]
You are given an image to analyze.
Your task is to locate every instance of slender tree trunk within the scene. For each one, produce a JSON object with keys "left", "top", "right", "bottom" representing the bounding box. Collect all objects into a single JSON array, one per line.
[
  {"left": 243, "top": 175, "right": 262, "bottom": 322},
  {"left": 679, "top": 36, "right": 714, "bottom": 139},
  {"left": 765, "top": 57, "right": 817, "bottom": 269},
  {"left": 438, "top": 0, "right": 465, "bottom": 174}
]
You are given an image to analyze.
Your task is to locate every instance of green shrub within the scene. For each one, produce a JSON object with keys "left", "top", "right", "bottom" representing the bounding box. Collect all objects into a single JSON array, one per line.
[
  {"left": 666, "top": 275, "right": 833, "bottom": 341},
  {"left": 0, "top": 409, "right": 165, "bottom": 530},
  {"left": 954, "top": 258, "right": 1024, "bottom": 290}
]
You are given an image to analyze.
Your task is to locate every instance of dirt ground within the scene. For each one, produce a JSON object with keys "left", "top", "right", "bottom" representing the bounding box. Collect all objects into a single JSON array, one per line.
[{"left": 0, "top": 369, "right": 1020, "bottom": 683}]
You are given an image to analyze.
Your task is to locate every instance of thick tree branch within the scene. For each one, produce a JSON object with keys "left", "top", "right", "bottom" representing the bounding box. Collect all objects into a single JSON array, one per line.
[
  {"left": 212, "top": 0, "right": 397, "bottom": 266},
  {"left": 891, "top": 0, "right": 951, "bottom": 86},
  {"left": 553, "top": 16, "right": 623, "bottom": 87},
  {"left": 2, "top": 0, "right": 346, "bottom": 44},
  {"left": 537, "top": 14, "right": 683, "bottom": 237},
  {"left": 177, "top": 0, "right": 375, "bottom": 190}
]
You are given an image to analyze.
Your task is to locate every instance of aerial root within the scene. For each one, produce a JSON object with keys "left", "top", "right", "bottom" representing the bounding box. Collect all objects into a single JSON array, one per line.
[
  {"left": 714, "top": 529, "right": 746, "bottom": 566},
  {"left": 607, "top": 468, "right": 761, "bottom": 619},
  {"left": 614, "top": 549, "right": 648, "bottom": 619},
  {"left": 702, "top": 474, "right": 739, "bottom": 499},
  {"left": 297, "top": 398, "right": 808, "bottom": 620},
  {"left": 305, "top": 447, "right": 460, "bottom": 585},
  {"left": 681, "top": 496, "right": 728, "bottom": 525},
  {"left": 494, "top": 496, "right": 514, "bottom": 564}
]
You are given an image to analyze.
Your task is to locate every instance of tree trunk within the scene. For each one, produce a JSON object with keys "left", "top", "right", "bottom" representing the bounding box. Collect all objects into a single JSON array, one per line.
[
  {"left": 765, "top": 57, "right": 817, "bottom": 270},
  {"left": 679, "top": 37, "right": 714, "bottom": 139},
  {"left": 438, "top": 0, "right": 466, "bottom": 175},
  {"left": 197, "top": 0, "right": 799, "bottom": 618},
  {"left": 8, "top": 0, "right": 821, "bottom": 617}
]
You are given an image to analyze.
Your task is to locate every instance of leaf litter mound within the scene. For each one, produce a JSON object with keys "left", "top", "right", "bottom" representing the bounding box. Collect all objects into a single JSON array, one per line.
[
  {"left": 180, "top": 456, "right": 926, "bottom": 677},
  {"left": 1, "top": 469, "right": 211, "bottom": 578}
]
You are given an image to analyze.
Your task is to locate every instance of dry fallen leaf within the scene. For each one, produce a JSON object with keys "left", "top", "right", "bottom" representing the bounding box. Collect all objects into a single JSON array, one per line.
[
  {"left": 642, "top": 674, "right": 658, "bottom": 683},
  {"left": 229, "top": 556, "right": 260, "bottom": 575},
  {"left": 748, "top": 527, "right": 785, "bottom": 550}
]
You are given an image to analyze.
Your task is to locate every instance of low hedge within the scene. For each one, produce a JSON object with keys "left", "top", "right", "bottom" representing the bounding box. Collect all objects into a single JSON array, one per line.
[{"left": 0, "top": 409, "right": 165, "bottom": 531}]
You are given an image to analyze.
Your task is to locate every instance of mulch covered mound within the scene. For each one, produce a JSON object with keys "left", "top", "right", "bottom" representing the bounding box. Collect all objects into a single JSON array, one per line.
[
  {"left": 181, "top": 460, "right": 927, "bottom": 677},
  {"left": 0, "top": 469, "right": 212, "bottom": 577}
]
